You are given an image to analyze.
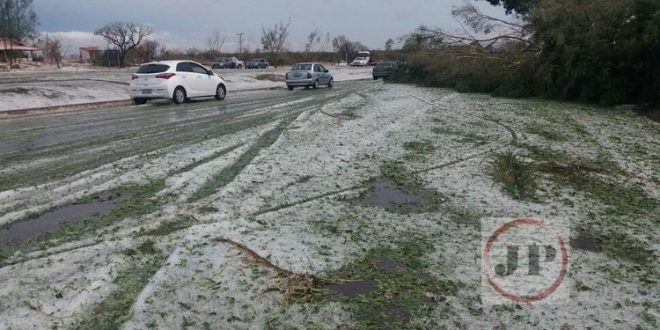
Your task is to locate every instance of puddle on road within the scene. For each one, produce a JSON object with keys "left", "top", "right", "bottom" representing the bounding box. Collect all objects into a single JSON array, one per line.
[
  {"left": 327, "top": 280, "right": 377, "bottom": 298},
  {"left": 570, "top": 232, "right": 604, "bottom": 252},
  {"left": 0, "top": 191, "right": 124, "bottom": 245},
  {"left": 357, "top": 179, "right": 423, "bottom": 208},
  {"left": 374, "top": 256, "right": 406, "bottom": 271}
]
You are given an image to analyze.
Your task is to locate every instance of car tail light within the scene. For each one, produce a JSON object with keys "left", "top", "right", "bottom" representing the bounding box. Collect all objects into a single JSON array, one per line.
[
  {"left": 307, "top": 72, "right": 312, "bottom": 79},
  {"left": 131, "top": 74, "right": 139, "bottom": 80},
  {"left": 156, "top": 73, "right": 176, "bottom": 79}
]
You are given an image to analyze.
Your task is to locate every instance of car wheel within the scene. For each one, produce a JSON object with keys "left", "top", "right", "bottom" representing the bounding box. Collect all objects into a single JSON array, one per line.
[
  {"left": 373, "top": 76, "right": 378, "bottom": 80},
  {"left": 173, "top": 87, "right": 186, "bottom": 104},
  {"left": 328, "top": 78, "right": 334, "bottom": 88},
  {"left": 133, "top": 98, "right": 147, "bottom": 105},
  {"left": 288, "top": 85, "right": 294, "bottom": 91},
  {"left": 215, "top": 84, "right": 226, "bottom": 100},
  {"left": 238, "top": 65, "right": 242, "bottom": 69},
  {"left": 313, "top": 80, "right": 319, "bottom": 89}
]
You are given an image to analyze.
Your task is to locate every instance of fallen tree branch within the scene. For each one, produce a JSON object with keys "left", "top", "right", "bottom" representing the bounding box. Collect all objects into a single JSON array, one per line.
[{"left": 212, "top": 236, "right": 316, "bottom": 302}]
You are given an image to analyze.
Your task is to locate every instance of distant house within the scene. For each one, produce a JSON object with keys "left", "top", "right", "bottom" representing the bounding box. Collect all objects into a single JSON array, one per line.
[
  {"left": 0, "top": 38, "right": 41, "bottom": 62},
  {"left": 79, "top": 46, "right": 101, "bottom": 63}
]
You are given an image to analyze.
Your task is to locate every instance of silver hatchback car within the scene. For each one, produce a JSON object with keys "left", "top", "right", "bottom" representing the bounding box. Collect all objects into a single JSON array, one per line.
[{"left": 285, "top": 63, "right": 334, "bottom": 90}]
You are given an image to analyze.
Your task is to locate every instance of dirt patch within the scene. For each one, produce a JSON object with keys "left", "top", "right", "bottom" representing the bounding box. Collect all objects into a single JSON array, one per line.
[
  {"left": 356, "top": 179, "right": 423, "bottom": 208},
  {"left": 0, "top": 86, "right": 66, "bottom": 99},
  {"left": 0, "top": 87, "right": 30, "bottom": 95},
  {"left": 0, "top": 191, "right": 125, "bottom": 245},
  {"left": 255, "top": 74, "right": 285, "bottom": 82}
]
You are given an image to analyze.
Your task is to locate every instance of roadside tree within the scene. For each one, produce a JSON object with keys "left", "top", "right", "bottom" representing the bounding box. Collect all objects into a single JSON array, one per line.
[
  {"left": 94, "top": 21, "right": 151, "bottom": 67},
  {"left": 0, "top": 0, "right": 38, "bottom": 69},
  {"left": 261, "top": 18, "right": 290, "bottom": 66}
]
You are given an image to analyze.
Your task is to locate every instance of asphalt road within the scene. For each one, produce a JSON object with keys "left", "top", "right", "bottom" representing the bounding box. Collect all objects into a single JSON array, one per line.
[{"left": 0, "top": 80, "right": 371, "bottom": 191}]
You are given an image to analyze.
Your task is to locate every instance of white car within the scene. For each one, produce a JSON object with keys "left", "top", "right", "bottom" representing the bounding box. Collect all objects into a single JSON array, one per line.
[
  {"left": 130, "top": 60, "right": 227, "bottom": 105},
  {"left": 350, "top": 51, "right": 371, "bottom": 66}
]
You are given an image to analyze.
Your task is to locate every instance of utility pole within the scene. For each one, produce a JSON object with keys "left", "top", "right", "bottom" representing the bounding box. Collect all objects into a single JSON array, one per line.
[{"left": 236, "top": 32, "right": 244, "bottom": 54}]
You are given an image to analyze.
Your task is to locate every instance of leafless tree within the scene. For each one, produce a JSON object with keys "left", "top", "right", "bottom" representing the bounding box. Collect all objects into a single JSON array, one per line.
[
  {"left": 136, "top": 39, "right": 159, "bottom": 63},
  {"left": 42, "top": 35, "right": 62, "bottom": 68},
  {"left": 207, "top": 30, "right": 226, "bottom": 58},
  {"left": 94, "top": 21, "right": 152, "bottom": 67},
  {"left": 304, "top": 29, "right": 330, "bottom": 54},
  {"left": 261, "top": 18, "right": 291, "bottom": 66},
  {"left": 332, "top": 35, "right": 366, "bottom": 63}
]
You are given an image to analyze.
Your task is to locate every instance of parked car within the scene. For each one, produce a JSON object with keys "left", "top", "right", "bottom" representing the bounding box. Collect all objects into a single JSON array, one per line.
[
  {"left": 130, "top": 60, "right": 227, "bottom": 105},
  {"left": 372, "top": 61, "right": 399, "bottom": 80},
  {"left": 285, "top": 62, "right": 333, "bottom": 90},
  {"left": 212, "top": 57, "right": 244, "bottom": 69},
  {"left": 211, "top": 57, "right": 228, "bottom": 69},
  {"left": 246, "top": 58, "right": 269, "bottom": 69}
]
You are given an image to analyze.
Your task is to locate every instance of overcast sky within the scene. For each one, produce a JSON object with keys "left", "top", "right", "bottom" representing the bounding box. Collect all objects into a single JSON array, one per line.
[{"left": 34, "top": 0, "right": 508, "bottom": 54}]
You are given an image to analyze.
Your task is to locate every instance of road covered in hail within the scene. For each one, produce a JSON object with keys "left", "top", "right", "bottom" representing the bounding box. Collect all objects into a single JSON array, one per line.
[{"left": 0, "top": 80, "right": 658, "bottom": 329}]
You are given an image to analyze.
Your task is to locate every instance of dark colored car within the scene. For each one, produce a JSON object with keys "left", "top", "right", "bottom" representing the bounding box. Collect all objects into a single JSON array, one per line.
[
  {"left": 211, "top": 57, "right": 244, "bottom": 69},
  {"left": 372, "top": 61, "right": 399, "bottom": 80},
  {"left": 211, "top": 57, "right": 228, "bottom": 69},
  {"left": 246, "top": 58, "right": 269, "bottom": 69}
]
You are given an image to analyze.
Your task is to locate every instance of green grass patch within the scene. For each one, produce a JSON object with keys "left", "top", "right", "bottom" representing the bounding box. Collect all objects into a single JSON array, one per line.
[
  {"left": 528, "top": 147, "right": 656, "bottom": 216},
  {"left": 174, "top": 143, "right": 245, "bottom": 175},
  {"left": 138, "top": 215, "right": 197, "bottom": 237},
  {"left": 189, "top": 117, "right": 294, "bottom": 202},
  {"left": 310, "top": 236, "right": 459, "bottom": 329},
  {"left": 524, "top": 123, "right": 567, "bottom": 141},
  {"left": 403, "top": 140, "right": 434, "bottom": 156},
  {"left": 573, "top": 228, "right": 655, "bottom": 268},
  {"left": 72, "top": 240, "right": 166, "bottom": 330},
  {"left": 488, "top": 151, "right": 537, "bottom": 200},
  {"left": 431, "top": 127, "right": 488, "bottom": 146}
]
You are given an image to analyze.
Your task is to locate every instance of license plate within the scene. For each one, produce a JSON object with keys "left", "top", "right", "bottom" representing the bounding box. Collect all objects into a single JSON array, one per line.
[
  {"left": 294, "top": 74, "right": 302, "bottom": 78},
  {"left": 142, "top": 89, "right": 152, "bottom": 94}
]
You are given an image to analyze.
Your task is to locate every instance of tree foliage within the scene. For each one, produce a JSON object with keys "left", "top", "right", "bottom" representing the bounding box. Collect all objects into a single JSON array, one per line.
[
  {"left": 332, "top": 35, "right": 367, "bottom": 62},
  {"left": 0, "top": 0, "right": 37, "bottom": 39},
  {"left": 395, "top": 0, "right": 660, "bottom": 106},
  {"left": 94, "top": 21, "right": 151, "bottom": 67},
  {"left": 385, "top": 38, "right": 395, "bottom": 51},
  {"left": 0, "top": 0, "right": 38, "bottom": 68},
  {"left": 478, "top": 0, "right": 537, "bottom": 15},
  {"left": 261, "top": 18, "right": 290, "bottom": 66}
]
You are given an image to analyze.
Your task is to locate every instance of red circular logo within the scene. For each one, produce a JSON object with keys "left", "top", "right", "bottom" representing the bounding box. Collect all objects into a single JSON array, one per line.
[{"left": 483, "top": 218, "right": 569, "bottom": 303}]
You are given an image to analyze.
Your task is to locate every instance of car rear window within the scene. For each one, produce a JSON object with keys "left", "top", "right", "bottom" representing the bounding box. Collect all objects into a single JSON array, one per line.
[
  {"left": 292, "top": 64, "right": 312, "bottom": 71},
  {"left": 136, "top": 64, "right": 170, "bottom": 74}
]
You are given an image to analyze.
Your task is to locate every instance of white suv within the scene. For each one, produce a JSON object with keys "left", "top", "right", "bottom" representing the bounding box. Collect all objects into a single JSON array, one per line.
[{"left": 130, "top": 60, "right": 227, "bottom": 105}]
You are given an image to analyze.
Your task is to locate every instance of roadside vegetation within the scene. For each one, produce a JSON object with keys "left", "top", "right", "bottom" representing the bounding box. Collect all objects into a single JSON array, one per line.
[
  {"left": 390, "top": 0, "right": 660, "bottom": 108},
  {"left": 310, "top": 236, "right": 460, "bottom": 329},
  {"left": 71, "top": 240, "right": 166, "bottom": 330}
]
